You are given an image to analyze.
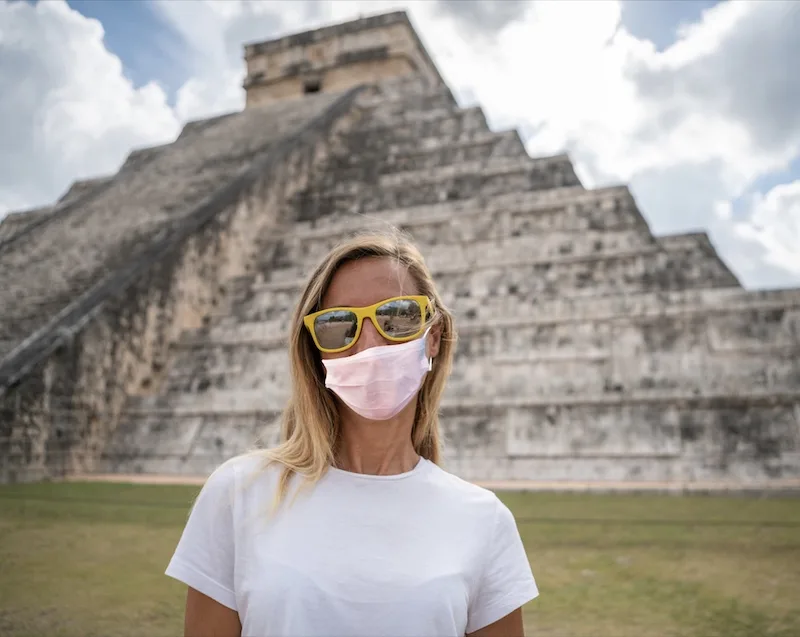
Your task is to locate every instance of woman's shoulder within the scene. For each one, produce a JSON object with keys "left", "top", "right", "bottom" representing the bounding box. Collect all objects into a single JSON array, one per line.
[
  {"left": 201, "top": 451, "right": 285, "bottom": 502},
  {"left": 423, "top": 461, "right": 506, "bottom": 515}
]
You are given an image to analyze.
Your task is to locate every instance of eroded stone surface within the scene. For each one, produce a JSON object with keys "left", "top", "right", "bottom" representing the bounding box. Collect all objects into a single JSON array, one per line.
[
  {"left": 100, "top": 70, "right": 799, "bottom": 483},
  {"left": 1, "top": 13, "right": 798, "bottom": 485}
]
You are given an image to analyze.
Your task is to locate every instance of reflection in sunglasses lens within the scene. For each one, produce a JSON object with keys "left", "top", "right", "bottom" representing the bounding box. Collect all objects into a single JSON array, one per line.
[
  {"left": 376, "top": 299, "right": 422, "bottom": 338},
  {"left": 315, "top": 310, "right": 358, "bottom": 349}
]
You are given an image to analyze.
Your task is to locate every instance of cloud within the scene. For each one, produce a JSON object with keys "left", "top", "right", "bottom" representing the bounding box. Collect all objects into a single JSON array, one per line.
[
  {"left": 0, "top": 0, "right": 179, "bottom": 216},
  {"left": 734, "top": 180, "right": 800, "bottom": 280},
  {"left": 433, "top": 0, "right": 531, "bottom": 36},
  {"left": 627, "top": 0, "right": 800, "bottom": 183}
]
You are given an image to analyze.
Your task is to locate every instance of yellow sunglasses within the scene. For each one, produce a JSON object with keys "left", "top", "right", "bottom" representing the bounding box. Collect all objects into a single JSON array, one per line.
[{"left": 304, "top": 295, "right": 431, "bottom": 354}]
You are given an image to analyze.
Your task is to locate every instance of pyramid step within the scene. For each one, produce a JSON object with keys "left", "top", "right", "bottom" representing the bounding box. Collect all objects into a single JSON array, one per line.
[
  {"left": 359, "top": 93, "right": 458, "bottom": 126},
  {"left": 437, "top": 389, "right": 800, "bottom": 410},
  {"left": 253, "top": 245, "right": 733, "bottom": 297},
  {"left": 437, "top": 389, "right": 800, "bottom": 416},
  {"left": 349, "top": 126, "right": 521, "bottom": 160},
  {"left": 380, "top": 155, "right": 575, "bottom": 190},
  {"left": 453, "top": 286, "right": 800, "bottom": 329},
  {"left": 164, "top": 343, "right": 286, "bottom": 386},
  {"left": 291, "top": 184, "right": 617, "bottom": 235},
  {"left": 121, "top": 361, "right": 800, "bottom": 417},
  {"left": 290, "top": 155, "right": 581, "bottom": 221},
  {"left": 439, "top": 397, "right": 800, "bottom": 483},
  {"left": 447, "top": 349, "right": 800, "bottom": 401},
  {"left": 0, "top": 205, "right": 56, "bottom": 245},
  {"left": 331, "top": 130, "right": 527, "bottom": 177},
  {"left": 122, "top": 387, "right": 800, "bottom": 416},
  {"left": 266, "top": 228, "right": 655, "bottom": 284},
  {"left": 99, "top": 410, "right": 277, "bottom": 474},
  {"left": 280, "top": 218, "right": 646, "bottom": 271},
  {"left": 107, "top": 396, "right": 800, "bottom": 482},
  {"left": 182, "top": 296, "right": 799, "bottom": 370},
  {"left": 347, "top": 106, "right": 489, "bottom": 142},
  {"left": 126, "top": 385, "right": 289, "bottom": 417},
  {"left": 202, "top": 290, "right": 800, "bottom": 349},
  {"left": 356, "top": 85, "right": 455, "bottom": 111},
  {"left": 369, "top": 75, "right": 443, "bottom": 101}
]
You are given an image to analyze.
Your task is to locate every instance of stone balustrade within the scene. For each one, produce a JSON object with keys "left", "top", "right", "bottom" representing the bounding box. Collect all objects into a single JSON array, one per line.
[{"left": 0, "top": 92, "right": 342, "bottom": 357}]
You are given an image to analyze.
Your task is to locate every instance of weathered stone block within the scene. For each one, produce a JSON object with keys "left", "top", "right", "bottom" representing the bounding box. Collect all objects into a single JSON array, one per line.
[{"left": 3, "top": 12, "right": 799, "bottom": 488}]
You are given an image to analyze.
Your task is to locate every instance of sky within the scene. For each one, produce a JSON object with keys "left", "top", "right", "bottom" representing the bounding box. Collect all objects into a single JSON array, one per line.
[{"left": 1, "top": 0, "right": 798, "bottom": 290}]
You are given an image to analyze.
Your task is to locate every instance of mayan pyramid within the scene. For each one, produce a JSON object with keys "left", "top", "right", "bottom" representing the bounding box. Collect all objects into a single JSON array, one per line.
[{"left": 1, "top": 11, "right": 799, "bottom": 486}]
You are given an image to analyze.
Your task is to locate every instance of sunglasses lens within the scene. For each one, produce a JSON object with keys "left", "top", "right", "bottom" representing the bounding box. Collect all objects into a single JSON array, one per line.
[
  {"left": 375, "top": 298, "right": 423, "bottom": 339},
  {"left": 314, "top": 310, "right": 358, "bottom": 350}
]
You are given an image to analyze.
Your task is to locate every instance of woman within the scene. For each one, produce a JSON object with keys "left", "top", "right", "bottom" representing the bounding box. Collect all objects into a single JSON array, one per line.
[{"left": 165, "top": 231, "right": 538, "bottom": 637}]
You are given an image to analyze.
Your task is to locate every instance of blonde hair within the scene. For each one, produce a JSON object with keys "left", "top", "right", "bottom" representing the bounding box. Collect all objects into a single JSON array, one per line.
[{"left": 252, "top": 228, "right": 456, "bottom": 508}]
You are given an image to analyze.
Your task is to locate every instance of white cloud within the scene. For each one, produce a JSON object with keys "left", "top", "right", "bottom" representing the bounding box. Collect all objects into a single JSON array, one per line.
[
  {"left": 1, "top": 0, "right": 798, "bottom": 291},
  {"left": 713, "top": 200, "right": 732, "bottom": 221},
  {"left": 734, "top": 181, "right": 800, "bottom": 278},
  {"left": 0, "top": 0, "right": 179, "bottom": 216}
]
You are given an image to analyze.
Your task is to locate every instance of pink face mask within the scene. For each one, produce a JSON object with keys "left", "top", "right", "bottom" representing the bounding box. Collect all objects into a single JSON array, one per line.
[{"left": 321, "top": 328, "right": 433, "bottom": 421}]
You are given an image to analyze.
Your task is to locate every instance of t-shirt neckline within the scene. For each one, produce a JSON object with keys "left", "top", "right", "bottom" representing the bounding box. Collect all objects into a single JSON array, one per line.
[{"left": 326, "top": 456, "right": 428, "bottom": 481}]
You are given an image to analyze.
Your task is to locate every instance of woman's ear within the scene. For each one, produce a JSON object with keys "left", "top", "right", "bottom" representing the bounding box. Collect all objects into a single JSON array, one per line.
[{"left": 427, "top": 322, "right": 442, "bottom": 359}]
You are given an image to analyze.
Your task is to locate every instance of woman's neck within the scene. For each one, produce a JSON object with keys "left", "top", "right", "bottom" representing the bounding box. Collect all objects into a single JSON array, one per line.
[{"left": 334, "top": 402, "right": 419, "bottom": 475}]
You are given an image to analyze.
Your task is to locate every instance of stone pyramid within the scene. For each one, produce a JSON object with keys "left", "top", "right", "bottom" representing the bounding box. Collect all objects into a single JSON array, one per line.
[{"left": 1, "top": 12, "right": 798, "bottom": 486}]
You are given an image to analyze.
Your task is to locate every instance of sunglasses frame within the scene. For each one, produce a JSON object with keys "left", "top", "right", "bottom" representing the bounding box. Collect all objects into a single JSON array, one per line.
[{"left": 304, "top": 295, "right": 431, "bottom": 354}]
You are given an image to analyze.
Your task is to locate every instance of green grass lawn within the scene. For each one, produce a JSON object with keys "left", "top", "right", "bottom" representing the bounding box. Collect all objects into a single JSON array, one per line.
[{"left": 0, "top": 482, "right": 798, "bottom": 637}]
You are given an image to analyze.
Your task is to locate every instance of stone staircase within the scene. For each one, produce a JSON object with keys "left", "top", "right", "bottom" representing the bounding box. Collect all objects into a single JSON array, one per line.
[
  {"left": 102, "top": 77, "right": 800, "bottom": 484},
  {"left": 0, "top": 93, "right": 343, "bottom": 362}
]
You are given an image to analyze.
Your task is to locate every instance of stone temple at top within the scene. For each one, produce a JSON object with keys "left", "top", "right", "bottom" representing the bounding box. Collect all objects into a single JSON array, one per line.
[{"left": 1, "top": 11, "right": 798, "bottom": 486}]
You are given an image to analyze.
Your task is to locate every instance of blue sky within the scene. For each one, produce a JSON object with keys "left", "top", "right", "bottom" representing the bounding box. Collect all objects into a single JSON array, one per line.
[
  {"left": 621, "top": 0, "right": 721, "bottom": 50},
  {"left": 67, "top": 0, "right": 188, "bottom": 103}
]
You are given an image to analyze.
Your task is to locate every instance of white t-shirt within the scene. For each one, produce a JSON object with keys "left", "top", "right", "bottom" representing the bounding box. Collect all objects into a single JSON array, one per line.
[{"left": 165, "top": 454, "right": 538, "bottom": 637}]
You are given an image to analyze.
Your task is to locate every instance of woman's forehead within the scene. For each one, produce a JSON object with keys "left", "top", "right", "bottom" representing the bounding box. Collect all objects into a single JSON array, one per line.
[{"left": 322, "top": 257, "right": 418, "bottom": 308}]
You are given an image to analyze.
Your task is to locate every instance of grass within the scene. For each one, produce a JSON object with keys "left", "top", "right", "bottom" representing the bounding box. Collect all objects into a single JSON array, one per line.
[{"left": 0, "top": 482, "right": 798, "bottom": 637}]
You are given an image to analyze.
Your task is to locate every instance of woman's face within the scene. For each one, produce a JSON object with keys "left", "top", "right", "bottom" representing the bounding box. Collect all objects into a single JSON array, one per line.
[{"left": 319, "top": 256, "right": 441, "bottom": 361}]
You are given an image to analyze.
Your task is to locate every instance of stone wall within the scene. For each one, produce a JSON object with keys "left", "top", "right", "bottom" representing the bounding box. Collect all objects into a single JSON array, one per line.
[
  {"left": 91, "top": 73, "right": 800, "bottom": 483},
  {"left": 244, "top": 12, "right": 443, "bottom": 107},
  {"left": 0, "top": 87, "right": 369, "bottom": 482}
]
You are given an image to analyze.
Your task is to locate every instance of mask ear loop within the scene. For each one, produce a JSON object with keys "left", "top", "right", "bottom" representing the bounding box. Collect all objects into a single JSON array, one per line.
[{"left": 422, "top": 325, "right": 434, "bottom": 372}]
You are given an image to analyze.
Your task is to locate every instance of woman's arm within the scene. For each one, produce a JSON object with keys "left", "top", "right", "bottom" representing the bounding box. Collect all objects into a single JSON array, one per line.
[
  {"left": 184, "top": 587, "right": 242, "bottom": 637},
  {"left": 467, "top": 607, "right": 525, "bottom": 637}
]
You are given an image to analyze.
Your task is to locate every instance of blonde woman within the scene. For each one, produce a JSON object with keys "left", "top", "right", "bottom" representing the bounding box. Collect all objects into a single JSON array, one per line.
[{"left": 165, "top": 232, "right": 538, "bottom": 637}]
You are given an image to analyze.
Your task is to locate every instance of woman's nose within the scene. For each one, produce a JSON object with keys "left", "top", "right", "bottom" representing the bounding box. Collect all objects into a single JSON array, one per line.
[{"left": 352, "top": 318, "right": 385, "bottom": 354}]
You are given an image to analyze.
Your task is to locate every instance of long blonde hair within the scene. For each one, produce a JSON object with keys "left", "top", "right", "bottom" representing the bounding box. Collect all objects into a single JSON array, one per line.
[{"left": 255, "top": 229, "right": 456, "bottom": 507}]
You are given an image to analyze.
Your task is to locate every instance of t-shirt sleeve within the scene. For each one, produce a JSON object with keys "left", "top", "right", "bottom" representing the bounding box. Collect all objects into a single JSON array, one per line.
[
  {"left": 165, "top": 459, "right": 238, "bottom": 611},
  {"left": 466, "top": 497, "right": 539, "bottom": 634}
]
